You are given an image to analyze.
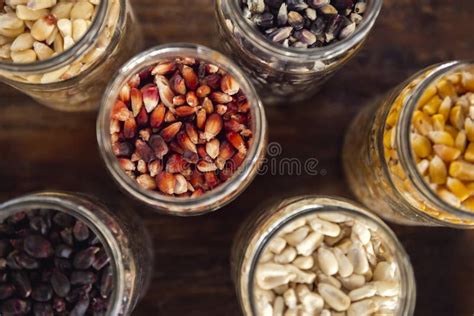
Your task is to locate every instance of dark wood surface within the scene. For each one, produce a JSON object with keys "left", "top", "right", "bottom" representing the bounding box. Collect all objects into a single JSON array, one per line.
[{"left": 1, "top": 0, "right": 474, "bottom": 315}]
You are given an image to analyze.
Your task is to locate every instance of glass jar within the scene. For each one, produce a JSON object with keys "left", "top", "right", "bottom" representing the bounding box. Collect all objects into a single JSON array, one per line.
[
  {"left": 97, "top": 43, "right": 268, "bottom": 216},
  {"left": 231, "top": 196, "right": 416, "bottom": 315},
  {"left": 0, "top": 0, "right": 142, "bottom": 111},
  {"left": 343, "top": 61, "right": 474, "bottom": 227},
  {"left": 0, "top": 191, "right": 152, "bottom": 315},
  {"left": 215, "top": 0, "right": 382, "bottom": 104}
]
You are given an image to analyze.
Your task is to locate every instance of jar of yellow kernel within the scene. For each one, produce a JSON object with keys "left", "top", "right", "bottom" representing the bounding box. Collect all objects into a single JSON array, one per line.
[
  {"left": 343, "top": 61, "right": 474, "bottom": 227},
  {"left": 0, "top": 0, "right": 142, "bottom": 111}
]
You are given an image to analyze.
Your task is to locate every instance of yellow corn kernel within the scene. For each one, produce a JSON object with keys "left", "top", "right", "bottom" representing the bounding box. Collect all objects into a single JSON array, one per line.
[
  {"left": 446, "top": 177, "right": 471, "bottom": 201},
  {"left": 447, "top": 72, "right": 462, "bottom": 85},
  {"left": 422, "top": 95, "right": 442, "bottom": 115},
  {"left": 418, "top": 84, "right": 437, "bottom": 106},
  {"left": 443, "top": 125, "right": 458, "bottom": 140},
  {"left": 412, "top": 110, "right": 433, "bottom": 136},
  {"left": 433, "top": 144, "right": 461, "bottom": 161},
  {"left": 449, "top": 161, "right": 474, "bottom": 181},
  {"left": 465, "top": 142, "right": 474, "bottom": 162},
  {"left": 386, "top": 110, "right": 399, "bottom": 127},
  {"left": 383, "top": 129, "right": 392, "bottom": 149},
  {"left": 437, "top": 188, "right": 461, "bottom": 207},
  {"left": 417, "top": 159, "right": 430, "bottom": 175},
  {"left": 428, "top": 131, "right": 454, "bottom": 146},
  {"left": 462, "top": 71, "right": 474, "bottom": 92},
  {"left": 431, "top": 114, "right": 445, "bottom": 131},
  {"left": 465, "top": 118, "right": 474, "bottom": 142},
  {"left": 455, "top": 130, "right": 467, "bottom": 152},
  {"left": 438, "top": 97, "right": 452, "bottom": 122},
  {"left": 449, "top": 105, "right": 465, "bottom": 130},
  {"left": 390, "top": 162, "right": 406, "bottom": 180},
  {"left": 437, "top": 79, "right": 457, "bottom": 99},
  {"left": 429, "top": 155, "right": 447, "bottom": 184},
  {"left": 462, "top": 196, "right": 474, "bottom": 211},
  {"left": 411, "top": 133, "right": 431, "bottom": 158}
]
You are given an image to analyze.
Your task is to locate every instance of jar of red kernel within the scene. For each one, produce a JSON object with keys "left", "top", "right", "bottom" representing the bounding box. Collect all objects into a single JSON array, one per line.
[
  {"left": 97, "top": 43, "right": 268, "bottom": 216},
  {"left": 0, "top": 191, "right": 152, "bottom": 315},
  {"left": 344, "top": 61, "right": 474, "bottom": 227},
  {"left": 0, "top": 0, "right": 142, "bottom": 111},
  {"left": 215, "top": 0, "right": 382, "bottom": 104}
]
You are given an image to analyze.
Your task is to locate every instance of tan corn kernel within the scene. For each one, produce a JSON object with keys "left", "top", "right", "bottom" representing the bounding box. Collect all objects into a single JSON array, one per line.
[
  {"left": 72, "top": 19, "right": 87, "bottom": 42},
  {"left": 413, "top": 111, "right": 433, "bottom": 136},
  {"left": 411, "top": 133, "right": 431, "bottom": 158},
  {"left": 428, "top": 131, "right": 454, "bottom": 146},
  {"left": 429, "top": 155, "right": 447, "bottom": 184},
  {"left": 455, "top": 130, "right": 467, "bottom": 152},
  {"left": 50, "top": 2, "right": 73, "bottom": 19},
  {"left": 449, "top": 161, "right": 474, "bottom": 181},
  {"left": 27, "top": 0, "right": 57, "bottom": 10},
  {"left": 52, "top": 31, "right": 63, "bottom": 53},
  {"left": 0, "top": 43, "right": 11, "bottom": 58},
  {"left": 63, "top": 35, "right": 74, "bottom": 50},
  {"left": 0, "top": 12, "right": 24, "bottom": 30},
  {"left": 449, "top": 105, "right": 464, "bottom": 130},
  {"left": 33, "top": 41, "right": 53, "bottom": 60},
  {"left": 10, "top": 32, "right": 33, "bottom": 51},
  {"left": 446, "top": 177, "right": 471, "bottom": 201},
  {"left": 16, "top": 5, "right": 48, "bottom": 20},
  {"left": 70, "top": 1, "right": 94, "bottom": 20},
  {"left": 422, "top": 95, "right": 442, "bottom": 115},
  {"left": 30, "top": 16, "right": 56, "bottom": 41},
  {"left": 437, "top": 79, "right": 457, "bottom": 99},
  {"left": 10, "top": 48, "right": 36, "bottom": 62},
  {"left": 433, "top": 144, "right": 461, "bottom": 162},
  {"left": 438, "top": 97, "right": 452, "bottom": 122},
  {"left": 57, "top": 18, "right": 72, "bottom": 37},
  {"left": 417, "top": 159, "right": 430, "bottom": 175},
  {"left": 40, "top": 64, "right": 69, "bottom": 83}
]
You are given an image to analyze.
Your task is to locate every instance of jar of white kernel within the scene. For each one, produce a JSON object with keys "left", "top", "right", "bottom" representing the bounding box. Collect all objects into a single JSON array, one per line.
[
  {"left": 344, "top": 61, "right": 474, "bottom": 227},
  {"left": 0, "top": 0, "right": 142, "bottom": 111},
  {"left": 231, "top": 196, "right": 416, "bottom": 316}
]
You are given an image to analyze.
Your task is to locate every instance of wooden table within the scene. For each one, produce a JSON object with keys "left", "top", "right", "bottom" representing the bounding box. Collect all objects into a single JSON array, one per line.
[{"left": 1, "top": 0, "right": 474, "bottom": 315}]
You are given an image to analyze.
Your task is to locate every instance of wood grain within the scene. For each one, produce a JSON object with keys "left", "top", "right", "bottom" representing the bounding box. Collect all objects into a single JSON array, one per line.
[{"left": 1, "top": 0, "right": 474, "bottom": 315}]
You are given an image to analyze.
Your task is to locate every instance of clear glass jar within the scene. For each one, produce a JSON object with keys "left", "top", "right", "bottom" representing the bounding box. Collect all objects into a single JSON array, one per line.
[
  {"left": 0, "top": 191, "right": 152, "bottom": 315},
  {"left": 231, "top": 196, "right": 416, "bottom": 315},
  {"left": 343, "top": 61, "right": 474, "bottom": 227},
  {"left": 0, "top": 0, "right": 142, "bottom": 111},
  {"left": 215, "top": 0, "right": 382, "bottom": 104},
  {"left": 97, "top": 43, "right": 268, "bottom": 216}
]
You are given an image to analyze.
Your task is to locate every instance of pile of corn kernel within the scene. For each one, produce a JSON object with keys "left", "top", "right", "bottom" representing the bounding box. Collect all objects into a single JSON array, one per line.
[{"left": 387, "top": 68, "right": 474, "bottom": 211}]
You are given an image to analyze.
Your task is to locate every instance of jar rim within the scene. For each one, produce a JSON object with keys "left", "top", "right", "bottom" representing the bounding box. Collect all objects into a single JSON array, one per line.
[
  {"left": 220, "top": 0, "right": 383, "bottom": 61},
  {"left": 0, "top": 0, "right": 122, "bottom": 74},
  {"left": 394, "top": 60, "right": 474, "bottom": 224},
  {"left": 0, "top": 191, "right": 127, "bottom": 315},
  {"left": 240, "top": 196, "right": 416, "bottom": 316},
  {"left": 97, "top": 43, "right": 268, "bottom": 216}
]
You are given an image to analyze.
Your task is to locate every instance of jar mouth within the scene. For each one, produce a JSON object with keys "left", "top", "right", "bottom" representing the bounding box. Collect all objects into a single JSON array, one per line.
[
  {"left": 0, "top": 191, "right": 125, "bottom": 315},
  {"left": 244, "top": 196, "right": 416, "bottom": 316},
  {"left": 0, "top": 0, "right": 119, "bottom": 74},
  {"left": 396, "top": 60, "right": 474, "bottom": 224},
  {"left": 225, "top": 0, "right": 383, "bottom": 61},
  {"left": 97, "top": 43, "right": 268, "bottom": 216}
]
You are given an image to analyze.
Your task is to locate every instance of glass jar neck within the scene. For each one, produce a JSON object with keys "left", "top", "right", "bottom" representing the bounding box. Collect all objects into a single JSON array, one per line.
[
  {"left": 0, "top": 0, "right": 120, "bottom": 74},
  {"left": 0, "top": 191, "right": 131, "bottom": 315},
  {"left": 97, "top": 43, "right": 268, "bottom": 215},
  {"left": 394, "top": 61, "right": 474, "bottom": 224},
  {"left": 220, "top": 0, "right": 383, "bottom": 62},
  {"left": 240, "top": 196, "right": 416, "bottom": 316}
]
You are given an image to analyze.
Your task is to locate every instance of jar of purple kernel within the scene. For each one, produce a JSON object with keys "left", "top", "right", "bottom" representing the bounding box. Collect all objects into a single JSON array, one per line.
[
  {"left": 215, "top": 0, "right": 382, "bottom": 104},
  {"left": 0, "top": 191, "right": 152, "bottom": 315}
]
